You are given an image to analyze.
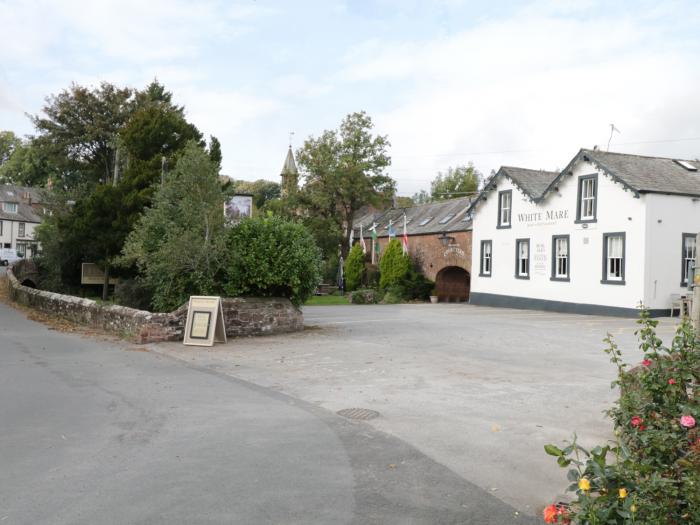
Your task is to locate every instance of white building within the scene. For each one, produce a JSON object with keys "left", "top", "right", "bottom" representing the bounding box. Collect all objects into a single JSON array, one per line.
[
  {"left": 0, "top": 185, "right": 43, "bottom": 258},
  {"left": 469, "top": 149, "right": 700, "bottom": 316}
]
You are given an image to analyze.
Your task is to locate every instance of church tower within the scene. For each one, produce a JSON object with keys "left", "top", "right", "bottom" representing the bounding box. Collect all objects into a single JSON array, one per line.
[{"left": 280, "top": 146, "right": 299, "bottom": 197}]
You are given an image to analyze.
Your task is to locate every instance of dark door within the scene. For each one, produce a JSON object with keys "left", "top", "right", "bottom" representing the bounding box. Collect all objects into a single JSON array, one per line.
[{"left": 435, "top": 266, "right": 470, "bottom": 302}]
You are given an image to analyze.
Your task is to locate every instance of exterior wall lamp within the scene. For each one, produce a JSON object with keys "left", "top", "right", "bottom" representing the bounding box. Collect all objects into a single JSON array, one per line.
[{"left": 439, "top": 232, "right": 455, "bottom": 247}]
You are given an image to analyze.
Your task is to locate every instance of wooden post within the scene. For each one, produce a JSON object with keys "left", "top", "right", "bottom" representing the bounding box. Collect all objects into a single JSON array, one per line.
[{"left": 692, "top": 233, "right": 700, "bottom": 333}]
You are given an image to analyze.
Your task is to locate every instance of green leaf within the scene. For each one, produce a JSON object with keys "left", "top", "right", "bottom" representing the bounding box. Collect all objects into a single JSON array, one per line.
[{"left": 544, "top": 444, "right": 564, "bottom": 457}]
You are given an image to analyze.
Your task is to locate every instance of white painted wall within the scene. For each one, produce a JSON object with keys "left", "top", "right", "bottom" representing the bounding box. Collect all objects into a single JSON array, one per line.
[
  {"left": 471, "top": 160, "right": 652, "bottom": 310},
  {"left": 643, "top": 194, "right": 700, "bottom": 309},
  {"left": 0, "top": 219, "right": 40, "bottom": 255}
]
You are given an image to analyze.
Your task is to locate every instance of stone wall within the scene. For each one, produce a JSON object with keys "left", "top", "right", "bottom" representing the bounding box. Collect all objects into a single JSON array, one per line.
[{"left": 6, "top": 266, "right": 303, "bottom": 344}]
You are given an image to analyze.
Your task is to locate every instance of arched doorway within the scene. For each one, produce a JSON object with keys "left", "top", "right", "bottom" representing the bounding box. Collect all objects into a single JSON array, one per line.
[{"left": 435, "top": 266, "right": 470, "bottom": 302}]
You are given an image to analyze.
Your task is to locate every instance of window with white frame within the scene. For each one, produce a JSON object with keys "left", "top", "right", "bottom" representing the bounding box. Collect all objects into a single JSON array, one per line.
[
  {"left": 552, "top": 235, "right": 569, "bottom": 280},
  {"left": 498, "top": 190, "right": 512, "bottom": 228},
  {"left": 682, "top": 234, "right": 696, "bottom": 285},
  {"left": 480, "top": 240, "right": 492, "bottom": 276},
  {"left": 18, "top": 222, "right": 25, "bottom": 237},
  {"left": 3, "top": 202, "right": 18, "bottom": 214},
  {"left": 603, "top": 233, "right": 625, "bottom": 283},
  {"left": 515, "top": 239, "right": 529, "bottom": 278},
  {"left": 577, "top": 175, "right": 597, "bottom": 222}
]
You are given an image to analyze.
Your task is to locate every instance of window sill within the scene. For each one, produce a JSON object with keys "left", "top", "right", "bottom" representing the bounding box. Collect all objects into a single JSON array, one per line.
[
  {"left": 479, "top": 273, "right": 491, "bottom": 278},
  {"left": 514, "top": 274, "right": 530, "bottom": 280},
  {"left": 550, "top": 276, "right": 570, "bottom": 282},
  {"left": 496, "top": 224, "right": 512, "bottom": 229},
  {"left": 600, "top": 279, "right": 626, "bottom": 285},
  {"left": 574, "top": 218, "right": 597, "bottom": 224}
]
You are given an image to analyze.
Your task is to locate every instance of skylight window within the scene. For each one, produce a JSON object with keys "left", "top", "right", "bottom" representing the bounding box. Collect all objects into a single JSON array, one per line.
[
  {"left": 438, "top": 214, "right": 455, "bottom": 224},
  {"left": 418, "top": 216, "right": 434, "bottom": 226},
  {"left": 674, "top": 159, "right": 698, "bottom": 171}
]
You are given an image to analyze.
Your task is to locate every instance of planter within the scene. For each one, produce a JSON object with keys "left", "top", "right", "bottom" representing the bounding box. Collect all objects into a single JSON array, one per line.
[{"left": 429, "top": 295, "right": 438, "bottom": 304}]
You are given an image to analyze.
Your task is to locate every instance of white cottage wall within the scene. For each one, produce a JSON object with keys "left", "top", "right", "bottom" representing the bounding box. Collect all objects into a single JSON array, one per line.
[
  {"left": 643, "top": 194, "right": 700, "bottom": 310},
  {"left": 471, "top": 160, "right": 648, "bottom": 314}
]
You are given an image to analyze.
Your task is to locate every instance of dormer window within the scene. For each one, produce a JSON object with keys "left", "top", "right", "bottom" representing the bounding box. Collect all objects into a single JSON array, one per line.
[
  {"left": 3, "top": 202, "right": 18, "bottom": 214},
  {"left": 576, "top": 175, "right": 597, "bottom": 223},
  {"left": 497, "top": 190, "right": 512, "bottom": 228}
]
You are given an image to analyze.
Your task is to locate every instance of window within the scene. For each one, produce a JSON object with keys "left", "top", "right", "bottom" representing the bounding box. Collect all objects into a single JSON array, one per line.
[
  {"left": 480, "top": 240, "right": 492, "bottom": 277},
  {"left": 551, "top": 235, "right": 570, "bottom": 281},
  {"left": 602, "top": 233, "right": 625, "bottom": 284},
  {"left": 682, "top": 233, "right": 697, "bottom": 286},
  {"left": 674, "top": 159, "right": 698, "bottom": 171},
  {"left": 3, "top": 202, "right": 18, "bottom": 214},
  {"left": 497, "top": 190, "right": 512, "bottom": 228},
  {"left": 576, "top": 175, "right": 597, "bottom": 222},
  {"left": 438, "top": 214, "right": 455, "bottom": 224},
  {"left": 418, "top": 217, "right": 434, "bottom": 226},
  {"left": 515, "top": 238, "right": 530, "bottom": 279},
  {"left": 16, "top": 242, "right": 25, "bottom": 258},
  {"left": 18, "top": 222, "right": 25, "bottom": 238},
  {"left": 0, "top": 221, "right": 3, "bottom": 236}
]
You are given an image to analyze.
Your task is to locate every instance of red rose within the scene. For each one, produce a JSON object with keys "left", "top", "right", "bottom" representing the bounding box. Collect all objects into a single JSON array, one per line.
[
  {"left": 631, "top": 416, "right": 643, "bottom": 428},
  {"left": 668, "top": 378, "right": 676, "bottom": 385},
  {"left": 543, "top": 503, "right": 570, "bottom": 524},
  {"left": 642, "top": 359, "right": 651, "bottom": 367}
]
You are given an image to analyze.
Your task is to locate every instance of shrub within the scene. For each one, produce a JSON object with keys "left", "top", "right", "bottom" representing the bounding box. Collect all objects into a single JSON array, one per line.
[
  {"left": 225, "top": 215, "right": 322, "bottom": 306},
  {"left": 379, "top": 239, "right": 410, "bottom": 289},
  {"left": 113, "top": 278, "right": 153, "bottom": 310},
  {"left": 544, "top": 311, "right": 700, "bottom": 524},
  {"left": 382, "top": 287, "right": 403, "bottom": 304},
  {"left": 349, "top": 288, "right": 378, "bottom": 304},
  {"left": 344, "top": 244, "right": 365, "bottom": 292},
  {"left": 364, "top": 263, "right": 379, "bottom": 288}
]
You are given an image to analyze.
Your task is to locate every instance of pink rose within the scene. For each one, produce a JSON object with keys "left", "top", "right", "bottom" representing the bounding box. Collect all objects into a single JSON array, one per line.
[
  {"left": 680, "top": 415, "right": 696, "bottom": 428},
  {"left": 668, "top": 378, "right": 676, "bottom": 385},
  {"left": 641, "top": 359, "right": 651, "bottom": 367},
  {"left": 631, "top": 416, "right": 643, "bottom": 427}
]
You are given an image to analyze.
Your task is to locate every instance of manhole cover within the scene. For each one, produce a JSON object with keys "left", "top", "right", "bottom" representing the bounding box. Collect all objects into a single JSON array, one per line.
[{"left": 337, "top": 408, "right": 380, "bottom": 420}]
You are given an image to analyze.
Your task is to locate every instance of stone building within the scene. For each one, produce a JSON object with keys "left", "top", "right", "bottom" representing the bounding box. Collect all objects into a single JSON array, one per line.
[
  {"left": 352, "top": 197, "right": 473, "bottom": 301},
  {"left": 280, "top": 146, "right": 299, "bottom": 197}
]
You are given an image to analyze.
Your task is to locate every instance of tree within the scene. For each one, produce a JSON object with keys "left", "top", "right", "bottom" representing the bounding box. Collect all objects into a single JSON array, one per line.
[
  {"left": 121, "top": 142, "right": 229, "bottom": 311},
  {"left": 395, "top": 196, "right": 414, "bottom": 208},
  {"left": 379, "top": 239, "right": 410, "bottom": 289},
  {"left": 430, "top": 164, "right": 481, "bottom": 201},
  {"left": 234, "top": 179, "right": 281, "bottom": 209},
  {"left": 0, "top": 135, "right": 56, "bottom": 186},
  {"left": 411, "top": 189, "right": 431, "bottom": 205},
  {"left": 0, "top": 131, "right": 21, "bottom": 165},
  {"left": 208, "top": 135, "right": 222, "bottom": 170},
  {"left": 296, "top": 111, "right": 394, "bottom": 258},
  {"left": 31, "top": 82, "right": 136, "bottom": 189},
  {"left": 344, "top": 243, "right": 365, "bottom": 292}
]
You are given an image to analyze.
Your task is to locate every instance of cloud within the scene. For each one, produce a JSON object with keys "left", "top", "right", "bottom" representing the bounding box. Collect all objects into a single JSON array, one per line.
[{"left": 338, "top": 2, "right": 700, "bottom": 195}]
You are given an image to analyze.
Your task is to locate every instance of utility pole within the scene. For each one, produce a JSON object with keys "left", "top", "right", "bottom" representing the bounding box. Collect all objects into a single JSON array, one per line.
[
  {"left": 692, "top": 232, "right": 700, "bottom": 333},
  {"left": 112, "top": 146, "right": 120, "bottom": 186}
]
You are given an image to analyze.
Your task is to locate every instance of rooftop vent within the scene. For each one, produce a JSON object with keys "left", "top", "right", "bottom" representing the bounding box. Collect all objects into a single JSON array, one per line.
[{"left": 674, "top": 159, "right": 698, "bottom": 171}]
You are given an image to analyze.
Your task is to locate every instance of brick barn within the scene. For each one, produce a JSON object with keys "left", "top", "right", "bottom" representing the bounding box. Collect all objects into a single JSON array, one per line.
[{"left": 352, "top": 197, "right": 473, "bottom": 302}]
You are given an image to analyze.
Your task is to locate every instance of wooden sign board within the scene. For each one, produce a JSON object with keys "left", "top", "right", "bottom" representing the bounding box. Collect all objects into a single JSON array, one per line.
[
  {"left": 81, "top": 263, "right": 118, "bottom": 285},
  {"left": 183, "top": 296, "right": 227, "bottom": 347}
]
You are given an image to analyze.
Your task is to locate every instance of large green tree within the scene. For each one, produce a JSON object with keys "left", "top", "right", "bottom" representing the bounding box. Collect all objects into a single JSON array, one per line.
[
  {"left": 234, "top": 179, "right": 281, "bottom": 209},
  {"left": 296, "top": 111, "right": 394, "bottom": 258},
  {"left": 429, "top": 164, "right": 481, "bottom": 201},
  {"left": 0, "top": 133, "right": 56, "bottom": 186}
]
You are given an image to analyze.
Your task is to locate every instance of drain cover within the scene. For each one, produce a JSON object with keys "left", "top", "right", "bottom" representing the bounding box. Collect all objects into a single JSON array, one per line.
[{"left": 337, "top": 408, "right": 380, "bottom": 420}]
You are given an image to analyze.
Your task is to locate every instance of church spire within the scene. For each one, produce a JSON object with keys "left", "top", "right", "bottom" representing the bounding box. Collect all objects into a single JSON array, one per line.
[{"left": 280, "top": 146, "right": 298, "bottom": 197}]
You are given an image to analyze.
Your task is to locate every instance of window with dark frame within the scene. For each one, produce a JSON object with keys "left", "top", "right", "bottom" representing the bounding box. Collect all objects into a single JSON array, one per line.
[
  {"left": 480, "top": 240, "right": 492, "bottom": 276},
  {"left": 551, "top": 235, "right": 569, "bottom": 280},
  {"left": 602, "top": 233, "right": 625, "bottom": 284},
  {"left": 18, "top": 222, "right": 25, "bottom": 238},
  {"left": 576, "top": 175, "right": 597, "bottom": 222},
  {"left": 497, "top": 190, "right": 512, "bottom": 228},
  {"left": 682, "top": 233, "right": 696, "bottom": 286},
  {"left": 515, "top": 239, "right": 529, "bottom": 278}
]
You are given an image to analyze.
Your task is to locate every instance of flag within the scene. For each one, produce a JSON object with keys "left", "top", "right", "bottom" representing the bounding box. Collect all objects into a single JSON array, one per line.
[
  {"left": 360, "top": 224, "right": 367, "bottom": 254},
  {"left": 349, "top": 226, "right": 354, "bottom": 250},
  {"left": 388, "top": 219, "right": 396, "bottom": 239},
  {"left": 402, "top": 214, "right": 409, "bottom": 254},
  {"left": 370, "top": 222, "right": 378, "bottom": 264},
  {"left": 337, "top": 255, "right": 344, "bottom": 292}
]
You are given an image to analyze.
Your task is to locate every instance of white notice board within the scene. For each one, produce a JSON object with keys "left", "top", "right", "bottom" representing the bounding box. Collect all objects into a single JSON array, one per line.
[{"left": 183, "top": 296, "right": 227, "bottom": 347}]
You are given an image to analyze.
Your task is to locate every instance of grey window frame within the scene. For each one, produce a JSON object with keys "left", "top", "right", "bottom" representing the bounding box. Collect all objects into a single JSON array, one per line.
[
  {"left": 681, "top": 233, "right": 696, "bottom": 287},
  {"left": 480, "top": 240, "right": 492, "bottom": 277},
  {"left": 497, "top": 190, "right": 512, "bottom": 229},
  {"left": 575, "top": 174, "right": 598, "bottom": 223},
  {"left": 18, "top": 222, "right": 25, "bottom": 238},
  {"left": 550, "top": 234, "right": 570, "bottom": 282},
  {"left": 601, "top": 232, "right": 626, "bottom": 285},
  {"left": 514, "top": 238, "right": 530, "bottom": 279},
  {"left": 0, "top": 220, "right": 3, "bottom": 236},
  {"left": 3, "top": 202, "right": 18, "bottom": 214}
]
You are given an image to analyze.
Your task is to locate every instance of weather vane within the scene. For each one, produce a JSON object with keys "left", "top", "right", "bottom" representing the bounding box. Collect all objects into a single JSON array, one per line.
[{"left": 288, "top": 131, "right": 295, "bottom": 148}]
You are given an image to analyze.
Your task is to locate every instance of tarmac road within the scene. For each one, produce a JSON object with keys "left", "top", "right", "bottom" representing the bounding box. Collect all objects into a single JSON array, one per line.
[{"left": 0, "top": 301, "right": 535, "bottom": 525}]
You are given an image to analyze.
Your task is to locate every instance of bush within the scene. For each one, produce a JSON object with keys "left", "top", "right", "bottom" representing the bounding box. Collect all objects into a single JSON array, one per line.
[
  {"left": 364, "top": 263, "right": 379, "bottom": 288},
  {"left": 225, "top": 215, "right": 322, "bottom": 306},
  {"left": 349, "top": 288, "right": 378, "bottom": 304},
  {"left": 344, "top": 244, "right": 365, "bottom": 292},
  {"left": 544, "top": 311, "right": 700, "bottom": 524},
  {"left": 382, "top": 287, "right": 404, "bottom": 304},
  {"left": 114, "top": 278, "right": 153, "bottom": 310},
  {"left": 379, "top": 239, "right": 410, "bottom": 289}
]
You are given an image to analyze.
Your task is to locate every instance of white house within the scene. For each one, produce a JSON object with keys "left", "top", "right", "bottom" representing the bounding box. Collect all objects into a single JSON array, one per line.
[
  {"left": 469, "top": 149, "right": 700, "bottom": 316},
  {"left": 0, "top": 185, "right": 43, "bottom": 258}
]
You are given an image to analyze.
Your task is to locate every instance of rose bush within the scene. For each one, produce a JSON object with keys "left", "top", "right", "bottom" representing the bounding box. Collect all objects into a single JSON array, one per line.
[{"left": 544, "top": 310, "right": 700, "bottom": 524}]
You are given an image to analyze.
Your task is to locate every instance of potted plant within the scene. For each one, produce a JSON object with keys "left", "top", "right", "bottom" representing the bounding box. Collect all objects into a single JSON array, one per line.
[{"left": 429, "top": 288, "right": 438, "bottom": 304}]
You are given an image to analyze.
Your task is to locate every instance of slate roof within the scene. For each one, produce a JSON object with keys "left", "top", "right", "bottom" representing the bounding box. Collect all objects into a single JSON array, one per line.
[
  {"left": 500, "top": 166, "right": 559, "bottom": 199},
  {"left": 352, "top": 196, "right": 473, "bottom": 238},
  {"left": 0, "top": 185, "right": 43, "bottom": 223},
  {"left": 543, "top": 149, "right": 700, "bottom": 199},
  {"left": 281, "top": 146, "right": 298, "bottom": 175}
]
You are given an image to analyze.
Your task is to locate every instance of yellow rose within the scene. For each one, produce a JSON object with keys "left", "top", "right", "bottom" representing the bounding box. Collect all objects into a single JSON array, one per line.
[
  {"left": 618, "top": 488, "right": 627, "bottom": 499},
  {"left": 578, "top": 478, "right": 591, "bottom": 491},
  {"left": 631, "top": 504, "right": 637, "bottom": 513}
]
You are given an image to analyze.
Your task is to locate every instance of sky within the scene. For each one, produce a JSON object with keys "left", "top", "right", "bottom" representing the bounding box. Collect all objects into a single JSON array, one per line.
[{"left": 2, "top": 0, "right": 700, "bottom": 197}]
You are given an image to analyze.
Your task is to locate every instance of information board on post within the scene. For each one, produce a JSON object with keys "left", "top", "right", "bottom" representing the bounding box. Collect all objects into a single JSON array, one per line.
[
  {"left": 81, "top": 263, "right": 118, "bottom": 285},
  {"left": 183, "top": 296, "right": 227, "bottom": 347}
]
